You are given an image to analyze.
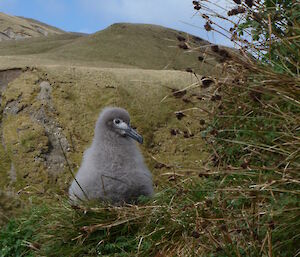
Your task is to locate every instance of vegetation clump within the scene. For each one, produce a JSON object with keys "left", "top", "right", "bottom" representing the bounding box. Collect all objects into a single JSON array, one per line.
[{"left": 193, "top": 0, "right": 300, "bottom": 255}]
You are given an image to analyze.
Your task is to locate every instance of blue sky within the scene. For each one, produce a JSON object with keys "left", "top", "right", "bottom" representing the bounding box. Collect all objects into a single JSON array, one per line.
[{"left": 0, "top": 0, "right": 233, "bottom": 46}]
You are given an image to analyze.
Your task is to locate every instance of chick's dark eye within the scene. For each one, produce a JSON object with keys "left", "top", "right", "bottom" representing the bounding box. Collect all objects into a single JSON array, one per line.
[{"left": 114, "top": 119, "right": 120, "bottom": 124}]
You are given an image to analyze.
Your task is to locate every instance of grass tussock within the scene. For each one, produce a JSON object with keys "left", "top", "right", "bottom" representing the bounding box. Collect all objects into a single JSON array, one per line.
[
  {"left": 192, "top": 0, "right": 300, "bottom": 255},
  {"left": 204, "top": 60, "right": 300, "bottom": 256},
  {"left": 1, "top": 178, "right": 286, "bottom": 257}
]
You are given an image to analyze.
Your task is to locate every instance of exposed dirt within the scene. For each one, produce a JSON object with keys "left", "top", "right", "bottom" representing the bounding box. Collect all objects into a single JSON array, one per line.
[
  {"left": 2, "top": 79, "right": 70, "bottom": 176},
  {"left": 0, "top": 27, "right": 31, "bottom": 41},
  {"left": 32, "top": 81, "right": 69, "bottom": 175}
]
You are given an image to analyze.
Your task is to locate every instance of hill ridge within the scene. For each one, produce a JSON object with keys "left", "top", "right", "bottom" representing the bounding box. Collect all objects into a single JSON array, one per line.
[{"left": 0, "top": 13, "right": 230, "bottom": 75}]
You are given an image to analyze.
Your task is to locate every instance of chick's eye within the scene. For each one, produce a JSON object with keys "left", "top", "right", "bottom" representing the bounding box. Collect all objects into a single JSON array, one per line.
[{"left": 114, "top": 119, "right": 121, "bottom": 124}]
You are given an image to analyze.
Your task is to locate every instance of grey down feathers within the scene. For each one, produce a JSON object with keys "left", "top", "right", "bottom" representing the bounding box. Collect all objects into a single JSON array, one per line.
[{"left": 69, "top": 107, "right": 153, "bottom": 204}]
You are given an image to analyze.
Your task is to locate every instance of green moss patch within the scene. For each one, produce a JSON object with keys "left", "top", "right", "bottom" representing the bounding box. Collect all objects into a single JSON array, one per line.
[
  {"left": 0, "top": 141, "right": 10, "bottom": 188},
  {"left": 2, "top": 114, "right": 49, "bottom": 189}
]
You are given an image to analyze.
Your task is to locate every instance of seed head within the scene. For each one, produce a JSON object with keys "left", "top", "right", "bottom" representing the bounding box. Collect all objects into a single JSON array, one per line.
[
  {"left": 204, "top": 22, "right": 212, "bottom": 31},
  {"left": 178, "top": 42, "right": 189, "bottom": 50},
  {"left": 245, "top": 0, "right": 253, "bottom": 7},
  {"left": 211, "top": 45, "right": 219, "bottom": 52},
  {"left": 177, "top": 35, "right": 186, "bottom": 42}
]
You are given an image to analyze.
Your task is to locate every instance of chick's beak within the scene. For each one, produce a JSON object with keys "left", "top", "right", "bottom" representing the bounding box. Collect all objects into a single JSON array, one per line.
[{"left": 124, "top": 125, "right": 143, "bottom": 144}]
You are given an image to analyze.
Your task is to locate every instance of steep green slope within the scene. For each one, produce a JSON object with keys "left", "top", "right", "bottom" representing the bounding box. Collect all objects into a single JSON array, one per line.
[{"left": 48, "top": 23, "right": 211, "bottom": 72}]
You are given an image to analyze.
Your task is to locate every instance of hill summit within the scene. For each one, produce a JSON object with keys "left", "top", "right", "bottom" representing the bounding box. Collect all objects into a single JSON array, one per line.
[
  {"left": 0, "top": 17, "right": 224, "bottom": 74},
  {"left": 48, "top": 23, "right": 211, "bottom": 71}
]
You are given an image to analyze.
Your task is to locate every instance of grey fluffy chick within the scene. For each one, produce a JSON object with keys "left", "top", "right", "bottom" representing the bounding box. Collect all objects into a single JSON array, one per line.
[{"left": 69, "top": 107, "right": 153, "bottom": 204}]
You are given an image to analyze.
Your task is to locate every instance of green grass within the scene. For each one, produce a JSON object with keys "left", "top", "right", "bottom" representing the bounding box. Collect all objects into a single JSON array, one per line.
[
  {"left": 201, "top": 55, "right": 300, "bottom": 256},
  {"left": 0, "top": 180, "right": 253, "bottom": 256},
  {"left": 0, "top": 206, "right": 45, "bottom": 257},
  {"left": 1, "top": 170, "right": 298, "bottom": 256}
]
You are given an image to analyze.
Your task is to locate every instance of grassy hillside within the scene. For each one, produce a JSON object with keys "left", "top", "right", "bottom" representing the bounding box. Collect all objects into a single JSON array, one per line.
[
  {"left": 47, "top": 23, "right": 213, "bottom": 72},
  {"left": 0, "top": 12, "right": 63, "bottom": 41},
  {"left": 0, "top": 22, "right": 225, "bottom": 75}
]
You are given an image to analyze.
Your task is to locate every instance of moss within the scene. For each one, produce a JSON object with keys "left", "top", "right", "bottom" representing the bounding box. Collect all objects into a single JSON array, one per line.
[
  {"left": 1, "top": 71, "right": 50, "bottom": 191},
  {"left": 2, "top": 114, "right": 49, "bottom": 189},
  {"left": 0, "top": 141, "right": 10, "bottom": 188},
  {"left": 1, "top": 71, "right": 40, "bottom": 109}
]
